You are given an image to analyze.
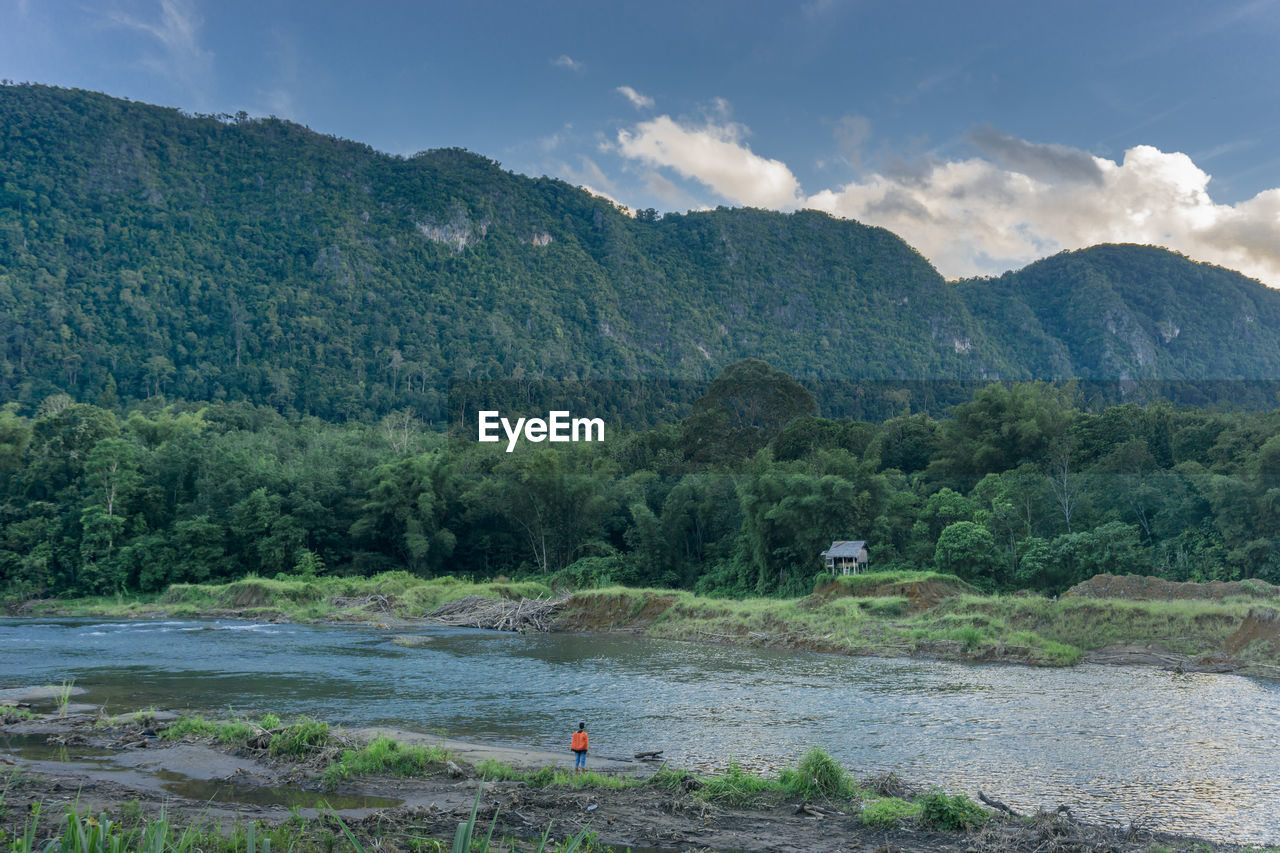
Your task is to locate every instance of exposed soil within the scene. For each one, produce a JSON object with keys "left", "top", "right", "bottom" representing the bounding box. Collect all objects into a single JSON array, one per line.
[
  {"left": 555, "top": 593, "right": 679, "bottom": 633},
  {"left": 0, "top": 713, "right": 1235, "bottom": 853},
  {"left": 1063, "top": 573, "right": 1280, "bottom": 601}
]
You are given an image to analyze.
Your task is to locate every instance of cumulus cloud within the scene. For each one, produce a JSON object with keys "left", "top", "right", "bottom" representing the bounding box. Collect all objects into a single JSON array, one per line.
[
  {"left": 616, "top": 115, "right": 802, "bottom": 209},
  {"left": 616, "top": 85, "right": 654, "bottom": 110},
  {"left": 552, "top": 54, "right": 583, "bottom": 72},
  {"left": 808, "top": 142, "right": 1280, "bottom": 285},
  {"left": 613, "top": 114, "right": 1280, "bottom": 286},
  {"left": 106, "top": 0, "right": 214, "bottom": 106}
]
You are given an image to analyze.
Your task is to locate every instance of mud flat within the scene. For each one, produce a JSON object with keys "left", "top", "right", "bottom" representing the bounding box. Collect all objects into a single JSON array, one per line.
[{"left": 0, "top": 706, "right": 1249, "bottom": 853}]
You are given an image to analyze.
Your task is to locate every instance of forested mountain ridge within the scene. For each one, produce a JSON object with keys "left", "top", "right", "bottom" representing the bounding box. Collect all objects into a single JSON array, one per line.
[
  {"left": 956, "top": 245, "right": 1280, "bottom": 382},
  {"left": 2, "top": 83, "right": 1280, "bottom": 422}
]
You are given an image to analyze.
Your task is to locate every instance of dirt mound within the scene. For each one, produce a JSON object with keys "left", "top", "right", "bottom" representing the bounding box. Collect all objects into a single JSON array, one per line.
[
  {"left": 1225, "top": 607, "right": 1280, "bottom": 655},
  {"left": 809, "top": 578, "right": 970, "bottom": 611},
  {"left": 1063, "top": 574, "right": 1280, "bottom": 602}
]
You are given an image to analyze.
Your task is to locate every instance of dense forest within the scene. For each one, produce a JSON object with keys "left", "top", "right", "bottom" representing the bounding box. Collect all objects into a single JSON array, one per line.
[
  {"left": 4, "top": 84, "right": 1280, "bottom": 601},
  {"left": 3, "top": 360, "right": 1279, "bottom": 601},
  {"left": 6, "top": 84, "right": 1280, "bottom": 425}
]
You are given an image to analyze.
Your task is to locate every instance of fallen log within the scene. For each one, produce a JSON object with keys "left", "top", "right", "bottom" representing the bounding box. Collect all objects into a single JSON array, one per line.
[
  {"left": 978, "top": 790, "right": 1020, "bottom": 817},
  {"left": 634, "top": 750, "right": 663, "bottom": 760},
  {"left": 794, "top": 803, "right": 825, "bottom": 818}
]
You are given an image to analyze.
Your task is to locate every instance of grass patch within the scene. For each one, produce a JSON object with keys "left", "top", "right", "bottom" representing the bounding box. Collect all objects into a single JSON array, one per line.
[
  {"left": 860, "top": 796, "right": 921, "bottom": 827},
  {"left": 697, "top": 761, "right": 785, "bottom": 807},
  {"left": 0, "top": 705, "right": 37, "bottom": 721},
  {"left": 826, "top": 570, "right": 976, "bottom": 596},
  {"left": 35, "top": 571, "right": 556, "bottom": 624},
  {"left": 160, "top": 715, "right": 262, "bottom": 745},
  {"left": 268, "top": 718, "right": 329, "bottom": 757},
  {"left": 321, "top": 736, "right": 450, "bottom": 790},
  {"left": 778, "top": 747, "right": 860, "bottom": 800},
  {"left": 474, "top": 759, "right": 640, "bottom": 791}
]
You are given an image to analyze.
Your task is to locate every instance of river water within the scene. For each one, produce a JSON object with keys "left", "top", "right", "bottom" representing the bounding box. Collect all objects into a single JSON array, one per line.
[{"left": 3, "top": 617, "right": 1279, "bottom": 843}]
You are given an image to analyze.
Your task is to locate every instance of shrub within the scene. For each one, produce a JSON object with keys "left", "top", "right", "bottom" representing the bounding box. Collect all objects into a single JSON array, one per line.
[{"left": 918, "top": 788, "right": 988, "bottom": 830}]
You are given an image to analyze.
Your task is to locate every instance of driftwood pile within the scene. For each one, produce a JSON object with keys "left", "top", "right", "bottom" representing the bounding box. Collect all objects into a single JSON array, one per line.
[
  {"left": 428, "top": 595, "right": 566, "bottom": 633},
  {"left": 330, "top": 593, "right": 395, "bottom": 615}
]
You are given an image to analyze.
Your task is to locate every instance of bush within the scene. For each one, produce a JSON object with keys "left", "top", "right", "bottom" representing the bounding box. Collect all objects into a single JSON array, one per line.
[
  {"left": 547, "top": 556, "right": 639, "bottom": 590},
  {"left": 918, "top": 788, "right": 988, "bottom": 830}
]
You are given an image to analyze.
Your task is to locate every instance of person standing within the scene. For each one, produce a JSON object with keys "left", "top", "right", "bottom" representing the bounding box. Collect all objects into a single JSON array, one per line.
[{"left": 570, "top": 721, "right": 588, "bottom": 772}]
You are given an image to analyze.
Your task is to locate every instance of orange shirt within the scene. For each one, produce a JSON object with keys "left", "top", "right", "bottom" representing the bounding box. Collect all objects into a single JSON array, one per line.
[{"left": 571, "top": 731, "right": 588, "bottom": 751}]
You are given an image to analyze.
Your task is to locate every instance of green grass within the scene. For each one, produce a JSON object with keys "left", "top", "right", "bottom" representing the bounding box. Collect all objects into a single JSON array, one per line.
[
  {"left": 267, "top": 719, "right": 329, "bottom": 758},
  {"left": 695, "top": 760, "right": 785, "bottom": 807},
  {"left": 162, "top": 716, "right": 258, "bottom": 745},
  {"left": 860, "top": 797, "right": 922, "bottom": 827},
  {"left": 0, "top": 704, "right": 38, "bottom": 721},
  {"left": 29, "top": 568, "right": 1273, "bottom": 672},
  {"left": 822, "top": 570, "right": 977, "bottom": 596},
  {"left": 475, "top": 759, "right": 642, "bottom": 791},
  {"left": 32, "top": 571, "right": 556, "bottom": 624},
  {"left": 778, "top": 747, "right": 861, "bottom": 800},
  {"left": 53, "top": 680, "right": 75, "bottom": 717},
  {"left": 321, "top": 736, "right": 450, "bottom": 790}
]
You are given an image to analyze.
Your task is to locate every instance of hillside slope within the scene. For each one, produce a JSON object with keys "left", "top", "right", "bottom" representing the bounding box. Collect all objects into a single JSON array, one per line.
[{"left": 3, "top": 84, "right": 1279, "bottom": 420}]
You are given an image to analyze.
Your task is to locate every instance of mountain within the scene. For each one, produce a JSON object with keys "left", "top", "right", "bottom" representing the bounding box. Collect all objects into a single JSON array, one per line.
[
  {"left": 2, "top": 83, "right": 1279, "bottom": 422},
  {"left": 958, "top": 245, "right": 1280, "bottom": 382}
]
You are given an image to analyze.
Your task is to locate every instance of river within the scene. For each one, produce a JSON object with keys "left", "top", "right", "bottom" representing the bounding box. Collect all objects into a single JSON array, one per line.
[{"left": 3, "top": 617, "right": 1278, "bottom": 844}]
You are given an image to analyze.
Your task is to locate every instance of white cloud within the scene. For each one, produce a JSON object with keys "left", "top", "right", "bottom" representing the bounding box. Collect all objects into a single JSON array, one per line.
[
  {"left": 808, "top": 141, "right": 1280, "bottom": 286},
  {"left": 615, "top": 85, "right": 654, "bottom": 110},
  {"left": 613, "top": 114, "right": 1280, "bottom": 286},
  {"left": 106, "top": 0, "right": 214, "bottom": 106},
  {"left": 616, "top": 115, "right": 802, "bottom": 209},
  {"left": 552, "top": 54, "right": 583, "bottom": 72}
]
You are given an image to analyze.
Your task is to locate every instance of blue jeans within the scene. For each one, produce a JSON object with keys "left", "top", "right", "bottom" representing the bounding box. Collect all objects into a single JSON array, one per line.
[{"left": 574, "top": 750, "right": 586, "bottom": 769}]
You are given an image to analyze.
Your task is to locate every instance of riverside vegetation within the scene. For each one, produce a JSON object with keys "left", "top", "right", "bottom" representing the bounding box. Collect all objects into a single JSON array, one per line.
[{"left": 25, "top": 568, "right": 1280, "bottom": 673}]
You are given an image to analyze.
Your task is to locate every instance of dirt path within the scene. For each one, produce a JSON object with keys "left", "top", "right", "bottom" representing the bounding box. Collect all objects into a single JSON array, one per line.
[{"left": 0, "top": 713, "right": 1235, "bottom": 853}]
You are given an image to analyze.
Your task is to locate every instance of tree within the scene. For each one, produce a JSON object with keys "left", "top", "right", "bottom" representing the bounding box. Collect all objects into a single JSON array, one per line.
[
  {"left": 934, "top": 521, "right": 998, "bottom": 586},
  {"left": 350, "top": 453, "right": 457, "bottom": 575},
  {"left": 680, "top": 360, "right": 817, "bottom": 465}
]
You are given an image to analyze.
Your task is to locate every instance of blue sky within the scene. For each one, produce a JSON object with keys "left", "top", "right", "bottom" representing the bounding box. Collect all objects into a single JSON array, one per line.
[{"left": 4, "top": 0, "right": 1280, "bottom": 284}]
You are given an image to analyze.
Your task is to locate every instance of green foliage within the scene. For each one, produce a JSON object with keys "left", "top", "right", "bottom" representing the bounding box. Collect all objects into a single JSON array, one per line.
[
  {"left": 860, "top": 797, "right": 922, "bottom": 827},
  {"left": 474, "top": 760, "right": 639, "bottom": 791},
  {"left": 321, "top": 736, "right": 449, "bottom": 790},
  {"left": 268, "top": 719, "right": 330, "bottom": 758},
  {"left": 0, "top": 704, "right": 37, "bottom": 721},
  {"left": 917, "top": 788, "right": 989, "bottom": 830},
  {"left": 697, "top": 761, "right": 784, "bottom": 807},
  {"left": 159, "top": 715, "right": 273, "bottom": 746},
  {"left": 778, "top": 747, "right": 858, "bottom": 800}
]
